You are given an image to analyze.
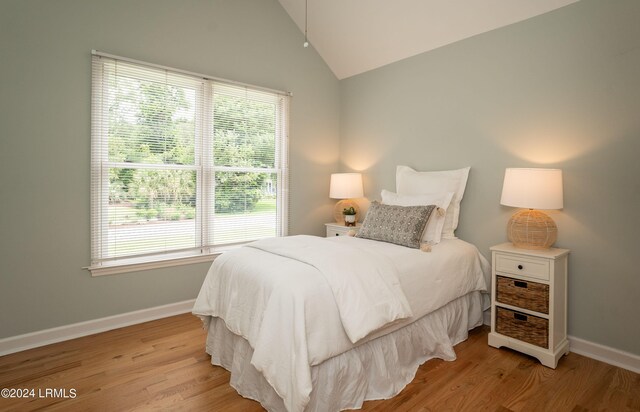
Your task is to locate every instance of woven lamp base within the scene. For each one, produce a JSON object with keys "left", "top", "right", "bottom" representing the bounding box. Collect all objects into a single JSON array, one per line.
[
  {"left": 507, "top": 209, "right": 557, "bottom": 250},
  {"left": 333, "top": 199, "right": 361, "bottom": 224}
]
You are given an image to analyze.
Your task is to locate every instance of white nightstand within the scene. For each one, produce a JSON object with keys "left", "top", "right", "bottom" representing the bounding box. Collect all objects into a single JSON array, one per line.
[
  {"left": 325, "top": 222, "right": 360, "bottom": 237},
  {"left": 488, "top": 242, "right": 570, "bottom": 368}
]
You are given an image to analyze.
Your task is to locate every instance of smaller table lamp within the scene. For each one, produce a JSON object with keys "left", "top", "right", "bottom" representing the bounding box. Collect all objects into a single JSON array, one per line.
[
  {"left": 500, "top": 168, "right": 563, "bottom": 249},
  {"left": 329, "top": 173, "right": 363, "bottom": 224}
]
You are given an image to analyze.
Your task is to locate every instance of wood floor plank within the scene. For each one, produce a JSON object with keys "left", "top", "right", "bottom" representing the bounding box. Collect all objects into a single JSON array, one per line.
[{"left": 1, "top": 314, "right": 638, "bottom": 411}]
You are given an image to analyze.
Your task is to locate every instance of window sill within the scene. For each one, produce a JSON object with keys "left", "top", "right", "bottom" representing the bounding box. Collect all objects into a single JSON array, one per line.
[{"left": 86, "top": 252, "right": 223, "bottom": 277}]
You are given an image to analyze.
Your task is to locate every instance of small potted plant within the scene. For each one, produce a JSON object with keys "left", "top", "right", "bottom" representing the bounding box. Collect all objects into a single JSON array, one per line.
[{"left": 343, "top": 206, "right": 357, "bottom": 227}]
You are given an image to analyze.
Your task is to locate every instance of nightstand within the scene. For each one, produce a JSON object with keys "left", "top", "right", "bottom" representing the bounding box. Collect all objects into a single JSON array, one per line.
[
  {"left": 325, "top": 222, "right": 360, "bottom": 237},
  {"left": 488, "top": 242, "right": 570, "bottom": 368}
]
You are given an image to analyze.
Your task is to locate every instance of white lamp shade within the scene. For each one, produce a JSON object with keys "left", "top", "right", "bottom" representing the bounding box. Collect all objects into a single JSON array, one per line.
[
  {"left": 329, "top": 173, "right": 364, "bottom": 199},
  {"left": 500, "top": 168, "right": 563, "bottom": 210}
]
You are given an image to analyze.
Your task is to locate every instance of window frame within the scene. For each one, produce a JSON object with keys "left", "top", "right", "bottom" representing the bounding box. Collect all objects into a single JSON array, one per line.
[{"left": 88, "top": 51, "right": 289, "bottom": 276}]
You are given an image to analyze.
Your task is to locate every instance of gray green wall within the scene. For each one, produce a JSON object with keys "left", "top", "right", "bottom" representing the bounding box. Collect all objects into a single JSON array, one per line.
[
  {"left": 0, "top": 0, "right": 339, "bottom": 338},
  {"left": 340, "top": 0, "right": 640, "bottom": 355},
  {"left": 2, "top": 0, "right": 638, "bottom": 358}
]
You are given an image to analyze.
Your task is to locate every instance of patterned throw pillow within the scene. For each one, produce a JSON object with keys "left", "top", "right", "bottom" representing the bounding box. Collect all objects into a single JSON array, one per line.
[{"left": 356, "top": 201, "right": 435, "bottom": 248}]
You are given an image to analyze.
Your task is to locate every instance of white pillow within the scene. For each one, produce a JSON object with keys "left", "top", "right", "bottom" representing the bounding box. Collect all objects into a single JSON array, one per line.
[
  {"left": 381, "top": 190, "right": 454, "bottom": 244},
  {"left": 396, "top": 166, "right": 470, "bottom": 239}
]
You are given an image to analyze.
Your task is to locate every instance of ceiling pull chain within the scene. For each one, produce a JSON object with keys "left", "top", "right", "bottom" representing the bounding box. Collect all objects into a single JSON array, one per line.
[{"left": 303, "top": 0, "right": 309, "bottom": 48}]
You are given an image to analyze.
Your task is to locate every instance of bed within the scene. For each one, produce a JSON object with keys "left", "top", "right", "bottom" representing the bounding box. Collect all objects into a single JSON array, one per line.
[{"left": 192, "top": 165, "right": 491, "bottom": 411}]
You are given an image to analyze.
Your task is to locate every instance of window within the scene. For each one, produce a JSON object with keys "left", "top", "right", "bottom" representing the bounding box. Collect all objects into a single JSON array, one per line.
[{"left": 90, "top": 53, "right": 289, "bottom": 275}]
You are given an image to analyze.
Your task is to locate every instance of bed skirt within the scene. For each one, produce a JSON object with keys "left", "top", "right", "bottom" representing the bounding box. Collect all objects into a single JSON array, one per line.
[{"left": 203, "top": 291, "right": 485, "bottom": 412}]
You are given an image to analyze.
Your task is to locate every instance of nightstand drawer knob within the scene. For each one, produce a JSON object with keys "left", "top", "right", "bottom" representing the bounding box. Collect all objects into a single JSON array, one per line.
[
  {"left": 514, "top": 313, "right": 528, "bottom": 321},
  {"left": 335, "top": 233, "right": 340, "bottom": 236},
  {"left": 514, "top": 280, "right": 528, "bottom": 288},
  {"left": 517, "top": 264, "right": 524, "bottom": 270}
]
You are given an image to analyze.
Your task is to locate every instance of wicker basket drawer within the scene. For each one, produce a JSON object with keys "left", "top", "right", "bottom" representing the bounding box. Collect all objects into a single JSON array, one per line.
[
  {"left": 496, "top": 276, "right": 549, "bottom": 314},
  {"left": 495, "top": 253, "right": 550, "bottom": 281},
  {"left": 496, "top": 307, "right": 548, "bottom": 348}
]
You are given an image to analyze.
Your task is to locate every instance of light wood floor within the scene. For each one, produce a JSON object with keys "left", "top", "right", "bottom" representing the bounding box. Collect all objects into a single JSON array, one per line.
[{"left": 1, "top": 314, "right": 638, "bottom": 411}]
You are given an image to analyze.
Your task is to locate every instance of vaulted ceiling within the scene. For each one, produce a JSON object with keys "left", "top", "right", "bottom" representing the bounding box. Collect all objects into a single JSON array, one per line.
[{"left": 278, "top": 0, "right": 579, "bottom": 79}]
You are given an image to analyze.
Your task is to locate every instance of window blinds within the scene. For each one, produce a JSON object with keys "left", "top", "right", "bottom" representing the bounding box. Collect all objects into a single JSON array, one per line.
[{"left": 90, "top": 53, "right": 289, "bottom": 269}]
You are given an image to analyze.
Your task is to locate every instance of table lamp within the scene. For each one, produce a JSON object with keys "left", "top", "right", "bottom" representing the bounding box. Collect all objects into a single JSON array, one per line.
[
  {"left": 500, "top": 168, "right": 563, "bottom": 249},
  {"left": 329, "top": 173, "right": 363, "bottom": 224}
]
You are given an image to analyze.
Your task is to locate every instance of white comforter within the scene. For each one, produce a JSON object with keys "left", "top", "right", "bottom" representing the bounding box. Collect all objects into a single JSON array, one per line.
[
  {"left": 247, "top": 236, "right": 413, "bottom": 343},
  {"left": 193, "top": 235, "right": 489, "bottom": 412}
]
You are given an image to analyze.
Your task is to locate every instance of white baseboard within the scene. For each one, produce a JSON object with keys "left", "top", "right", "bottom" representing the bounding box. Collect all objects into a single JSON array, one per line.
[
  {"left": 569, "top": 335, "right": 640, "bottom": 374},
  {"left": 3, "top": 301, "right": 639, "bottom": 376},
  {"left": 0, "top": 299, "right": 196, "bottom": 357}
]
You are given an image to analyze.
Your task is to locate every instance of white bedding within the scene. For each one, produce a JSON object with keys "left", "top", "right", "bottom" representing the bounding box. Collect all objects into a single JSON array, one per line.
[
  {"left": 247, "top": 236, "right": 413, "bottom": 344},
  {"left": 193, "top": 235, "right": 490, "bottom": 412},
  {"left": 205, "top": 291, "right": 485, "bottom": 412}
]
